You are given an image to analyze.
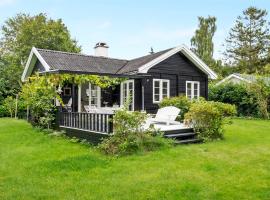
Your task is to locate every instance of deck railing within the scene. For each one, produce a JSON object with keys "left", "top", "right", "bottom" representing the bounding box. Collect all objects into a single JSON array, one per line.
[{"left": 59, "top": 112, "right": 114, "bottom": 134}]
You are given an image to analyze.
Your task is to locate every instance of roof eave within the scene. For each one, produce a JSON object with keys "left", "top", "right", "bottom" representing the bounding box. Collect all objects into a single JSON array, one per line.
[
  {"left": 137, "top": 45, "right": 218, "bottom": 79},
  {"left": 21, "top": 47, "right": 51, "bottom": 82}
]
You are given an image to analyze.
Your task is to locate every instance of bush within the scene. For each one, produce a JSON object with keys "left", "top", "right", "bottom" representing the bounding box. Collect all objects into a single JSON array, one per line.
[
  {"left": 98, "top": 108, "right": 172, "bottom": 156},
  {"left": 0, "top": 105, "right": 8, "bottom": 117},
  {"left": 247, "top": 79, "right": 270, "bottom": 119},
  {"left": 159, "top": 95, "right": 192, "bottom": 121},
  {"left": 209, "top": 83, "right": 259, "bottom": 117},
  {"left": 184, "top": 100, "right": 236, "bottom": 141}
]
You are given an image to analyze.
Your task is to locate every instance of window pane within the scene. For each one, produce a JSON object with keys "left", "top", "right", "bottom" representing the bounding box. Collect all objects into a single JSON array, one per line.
[
  {"left": 162, "top": 81, "right": 167, "bottom": 88},
  {"left": 187, "top": 82, "right": 192, "bottom": 89},
  {"left": 154, "top": 94, "right": 160, "bottom": 102},
  {"left": 155, "top": 88, "right": 159, "bottom": 94},
  {"left": 154, "top": 81, "right": 160, "bottom": 88},
  {"left": 194, "top": 83, "right": 198, "bottom": 89}
]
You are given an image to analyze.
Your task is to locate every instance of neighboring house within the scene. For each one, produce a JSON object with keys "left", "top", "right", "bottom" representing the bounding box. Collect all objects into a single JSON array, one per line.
[
  {"left": 216, "top": 73, "right": 270, "bottom": 85},
  {"left": 22, "top": 42, "right": 217, "bottom": 114}
]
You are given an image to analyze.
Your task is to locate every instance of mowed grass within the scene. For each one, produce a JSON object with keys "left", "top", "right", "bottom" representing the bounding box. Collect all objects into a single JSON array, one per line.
[{"left": 0, "top": 118, "right": 270, "bottom": 200}]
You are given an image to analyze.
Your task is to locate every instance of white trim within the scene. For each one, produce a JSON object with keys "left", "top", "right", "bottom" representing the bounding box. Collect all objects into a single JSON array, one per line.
[
  {"left": 216, "top": 74, "right": 251, "bottom": 85},
  {"left": 138, "top": 44, "right": 217, "bottom": 79},
  {"left": 59, "top": 126, "right": 110, "bottom": 135},
  {"left": 89, "top": 83, "right": 101, "bottom": 108},
  {"left": 186, "top": 81, "right": 200, "bottom": 100},
  {"left": 78, "top": 84, "right": 82, "bottom": 112},
  {"left": 120, "top": 79, "right": 135, "bottom": 111},
  {"left": 21, "top": 47, "right": 51, "bottom": 82},
  {"left": 141, "top": 86, "right": 145, "bottom": 111},
  {"left": 152, "top": 79, "right": 170, "bottom": 103}
]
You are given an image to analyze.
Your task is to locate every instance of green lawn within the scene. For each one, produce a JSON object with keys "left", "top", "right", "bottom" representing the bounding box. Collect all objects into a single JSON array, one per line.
[{"left": 0, "top": 118, "right": 270, "bottom": 200}]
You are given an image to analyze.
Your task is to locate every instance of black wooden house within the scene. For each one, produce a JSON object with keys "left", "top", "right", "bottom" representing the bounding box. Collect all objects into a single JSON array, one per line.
[{"left": 22, "top": 42, "right": 217, "bottom": 140}]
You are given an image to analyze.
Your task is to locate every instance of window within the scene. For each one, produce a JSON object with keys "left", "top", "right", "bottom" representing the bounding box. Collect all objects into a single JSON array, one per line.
[
  {"left": 63, "top": 87, "right": 71, "bottom": 96},
  {"left": 121, "top": 80, "right": 134, "bottom": 111},
  {"left": 88, "top": 83, "right": 101, "bottom": 107},
  {"left": 153, "top": 79, "right": 170, "bottom": 103},
  {"left": 186, "top": 81, "right": 200, "bottom": 100}
]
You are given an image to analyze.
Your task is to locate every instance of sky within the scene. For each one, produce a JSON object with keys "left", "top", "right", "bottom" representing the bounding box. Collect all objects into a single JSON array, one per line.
[{"left": 0, "top": 0, "right": 270, "bottom": 60}]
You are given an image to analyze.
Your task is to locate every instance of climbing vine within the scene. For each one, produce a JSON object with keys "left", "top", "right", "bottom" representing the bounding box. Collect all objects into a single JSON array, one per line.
[{"left": 21, "top": 73, "right": 125, "bottom": 128}]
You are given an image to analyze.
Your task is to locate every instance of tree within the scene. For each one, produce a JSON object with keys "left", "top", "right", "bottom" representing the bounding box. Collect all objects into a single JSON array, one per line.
[
  {"left": 224, "top": 7, "right": 270, "bottom": 74},
  {"left": 191, "top": 16, "right": 217, "bottom": 69},
  {"left": 0, "top": 13, "right": 81, "bottom": 101}
]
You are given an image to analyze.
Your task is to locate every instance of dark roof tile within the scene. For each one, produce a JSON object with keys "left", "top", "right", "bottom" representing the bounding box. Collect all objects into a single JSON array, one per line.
[{"left": 36, "top": 48, "right": 174, "bottom": 75}]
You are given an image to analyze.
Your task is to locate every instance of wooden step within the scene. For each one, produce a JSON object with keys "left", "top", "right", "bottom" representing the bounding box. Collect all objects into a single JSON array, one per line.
[
  {"left": 164, "top": 132, "right": 196, "bottom": 138},
  {"left": 174, "top": 138, "right": 202, "bottom": 144}
]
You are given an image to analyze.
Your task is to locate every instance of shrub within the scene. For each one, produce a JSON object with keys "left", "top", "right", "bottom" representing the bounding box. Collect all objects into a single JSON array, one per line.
[
  {"left": 209, "top": 83, "right": 259, "bottom": 117},
  {"left": 246, "top": 79, "right": 270, "bottom": 119},
  {"left": 0, "top": 105, "right": 8, "bottom": 117},
  {"left": 159, "top": 95, "right": 192, "bottom": 121},
  {"left": 2, "top": 96, "right": 16, "bottom": 117},
  {"left": 98, "top": 108, "right": 172, "bottom": 156},
  {"left": 184, "top": 100, "right": 236, "bottom": 141}
]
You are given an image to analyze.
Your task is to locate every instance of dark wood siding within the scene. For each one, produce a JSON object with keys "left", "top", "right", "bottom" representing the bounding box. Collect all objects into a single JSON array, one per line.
[
  {"left": 32, "top": 60, "right": 46, "bottom": 74},
  {"left": 141, "top": 52, "right": 208, "bottom": 113},
  {"left": 134, "top": 79, "right": 142, "bottom": 111}
]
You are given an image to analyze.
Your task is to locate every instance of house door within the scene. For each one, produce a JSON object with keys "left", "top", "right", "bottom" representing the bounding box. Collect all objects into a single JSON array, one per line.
[
  {"left": 121, "top": 80, "right": 134, "bottom": 111},
  {"left": 88, "top": 83, "right": 101, "bottom": 108}
]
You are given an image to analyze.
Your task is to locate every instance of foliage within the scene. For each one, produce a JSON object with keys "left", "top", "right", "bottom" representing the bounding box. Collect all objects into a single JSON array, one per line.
[
  {"left": 191, "top": 16, "right": 220, "bottom": 72},
  {"left": 20, "top": 75, "right": 59, "bottom": 129},
  {"left": 224, "top": 7, "right": 270, "bottom": 74},
  {"left": 2, "top": 96, "right": 16, "bottom": 118},
  {"left": 20, "top": 73, "right": 124, "bottom": 128},
  {"left": 98, "top": 107, "right": 172, "bottom": 156},
  {"left": 184, "top": 100, "right": 236, "bottom": 141},
  {"left": 209, "top": 83, "right": 260, "bottom": 117},
  {"left": 159, "top": 95, "right": 192, "bottom": 120},
  {"left": 0, "top": 13, "right": 81, "bottom": 65},
  {"left": 0, "top": 13, "right": 81, "bottom": 102},
  {"left": 246, "top": 79, "right": 270, "bottom": 119},
  {"left": 0, "top": 105, "right": 8, "bottom": 117},
  {"left": 0, "top": 58, "right": 22, "bottom": 103}
]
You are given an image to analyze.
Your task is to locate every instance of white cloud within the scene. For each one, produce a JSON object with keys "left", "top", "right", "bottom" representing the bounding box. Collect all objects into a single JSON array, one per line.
[{"left": 0, "top": 0, "right": 15, "bottom": 6}]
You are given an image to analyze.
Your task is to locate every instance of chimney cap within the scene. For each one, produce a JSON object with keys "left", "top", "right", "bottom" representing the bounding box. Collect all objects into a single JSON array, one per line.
[{"left": 94, "top": 42, "right": 109, "bottom": 49}]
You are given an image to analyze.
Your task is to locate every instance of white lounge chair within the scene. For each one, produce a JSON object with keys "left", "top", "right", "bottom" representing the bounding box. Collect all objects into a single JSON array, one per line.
[
  {"left": 146, "top": 106, "right": 181, "bottom": 126},
  {"left": 64, "top": 98, "right": 72, "bottom": 112}
]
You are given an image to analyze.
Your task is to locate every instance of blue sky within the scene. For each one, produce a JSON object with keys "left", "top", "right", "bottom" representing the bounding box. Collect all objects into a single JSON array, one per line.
[{"left": 0, "top": 0, "right": 270, "bottom": 60}]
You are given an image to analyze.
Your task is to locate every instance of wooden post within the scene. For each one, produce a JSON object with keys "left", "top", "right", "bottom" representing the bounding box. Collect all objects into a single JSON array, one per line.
[
  {"left": 15, "top": 94, "right": 18, "bottom": 119},
  {"left": 27, "top": 105, "right": 29, "bottom": 121},
  {"left": 78, "top": 84, "right": 81, "bottom": 112}
]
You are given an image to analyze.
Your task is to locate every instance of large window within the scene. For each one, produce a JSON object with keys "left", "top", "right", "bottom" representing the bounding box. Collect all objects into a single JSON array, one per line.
[
  {"left": 186, "top": 81, "right": 200, "bottom": 100},
  {"left": 88, "top": 83, "right": 101, "bottom": 108},
  {"left": 121, "top": 80, "right": 134, "bottom": 111},
  {"left": 153, "top": 79, "right": 170, "bottom": 103}
]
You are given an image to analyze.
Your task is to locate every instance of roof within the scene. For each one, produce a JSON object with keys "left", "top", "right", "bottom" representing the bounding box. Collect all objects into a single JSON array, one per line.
[
  {"left": 116, "top": 48, "right": 172, "bottom": 74},
  {"left": 216, "top": 73, "right": 270, "bottom": 85},
  {"left": 37, "top": 48, "right": 128, "bottom": 74},
  {"left": 22, "top": 45, "right": 218, "bottom": 81}
]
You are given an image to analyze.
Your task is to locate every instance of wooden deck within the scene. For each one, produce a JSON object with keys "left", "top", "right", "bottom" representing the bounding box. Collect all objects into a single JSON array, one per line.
[{"left": 58, "top": 111, "right": 198, "bottom": 144}]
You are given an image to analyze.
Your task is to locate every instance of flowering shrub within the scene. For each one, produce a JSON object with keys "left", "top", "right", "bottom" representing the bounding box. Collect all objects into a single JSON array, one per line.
[
  {"left": 184, "top": 100, "right": 236, "bottom": 141},
  {"left": 98, "top": 108, "right": 172, "bottom": 156}
]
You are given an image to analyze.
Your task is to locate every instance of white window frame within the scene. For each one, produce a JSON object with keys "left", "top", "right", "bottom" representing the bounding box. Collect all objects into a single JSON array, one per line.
[
  {"left": 89, "top": 83, "right": 101, "bottom": 108},
  {"left": 120, "top": 79, "right": 134, "bottom": 111},
  {"left": 153, "top": 79, "right": 170, "bottom": 103},
  {"left": 186, "top": 81, "right": 200, "bottom": 100}
]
